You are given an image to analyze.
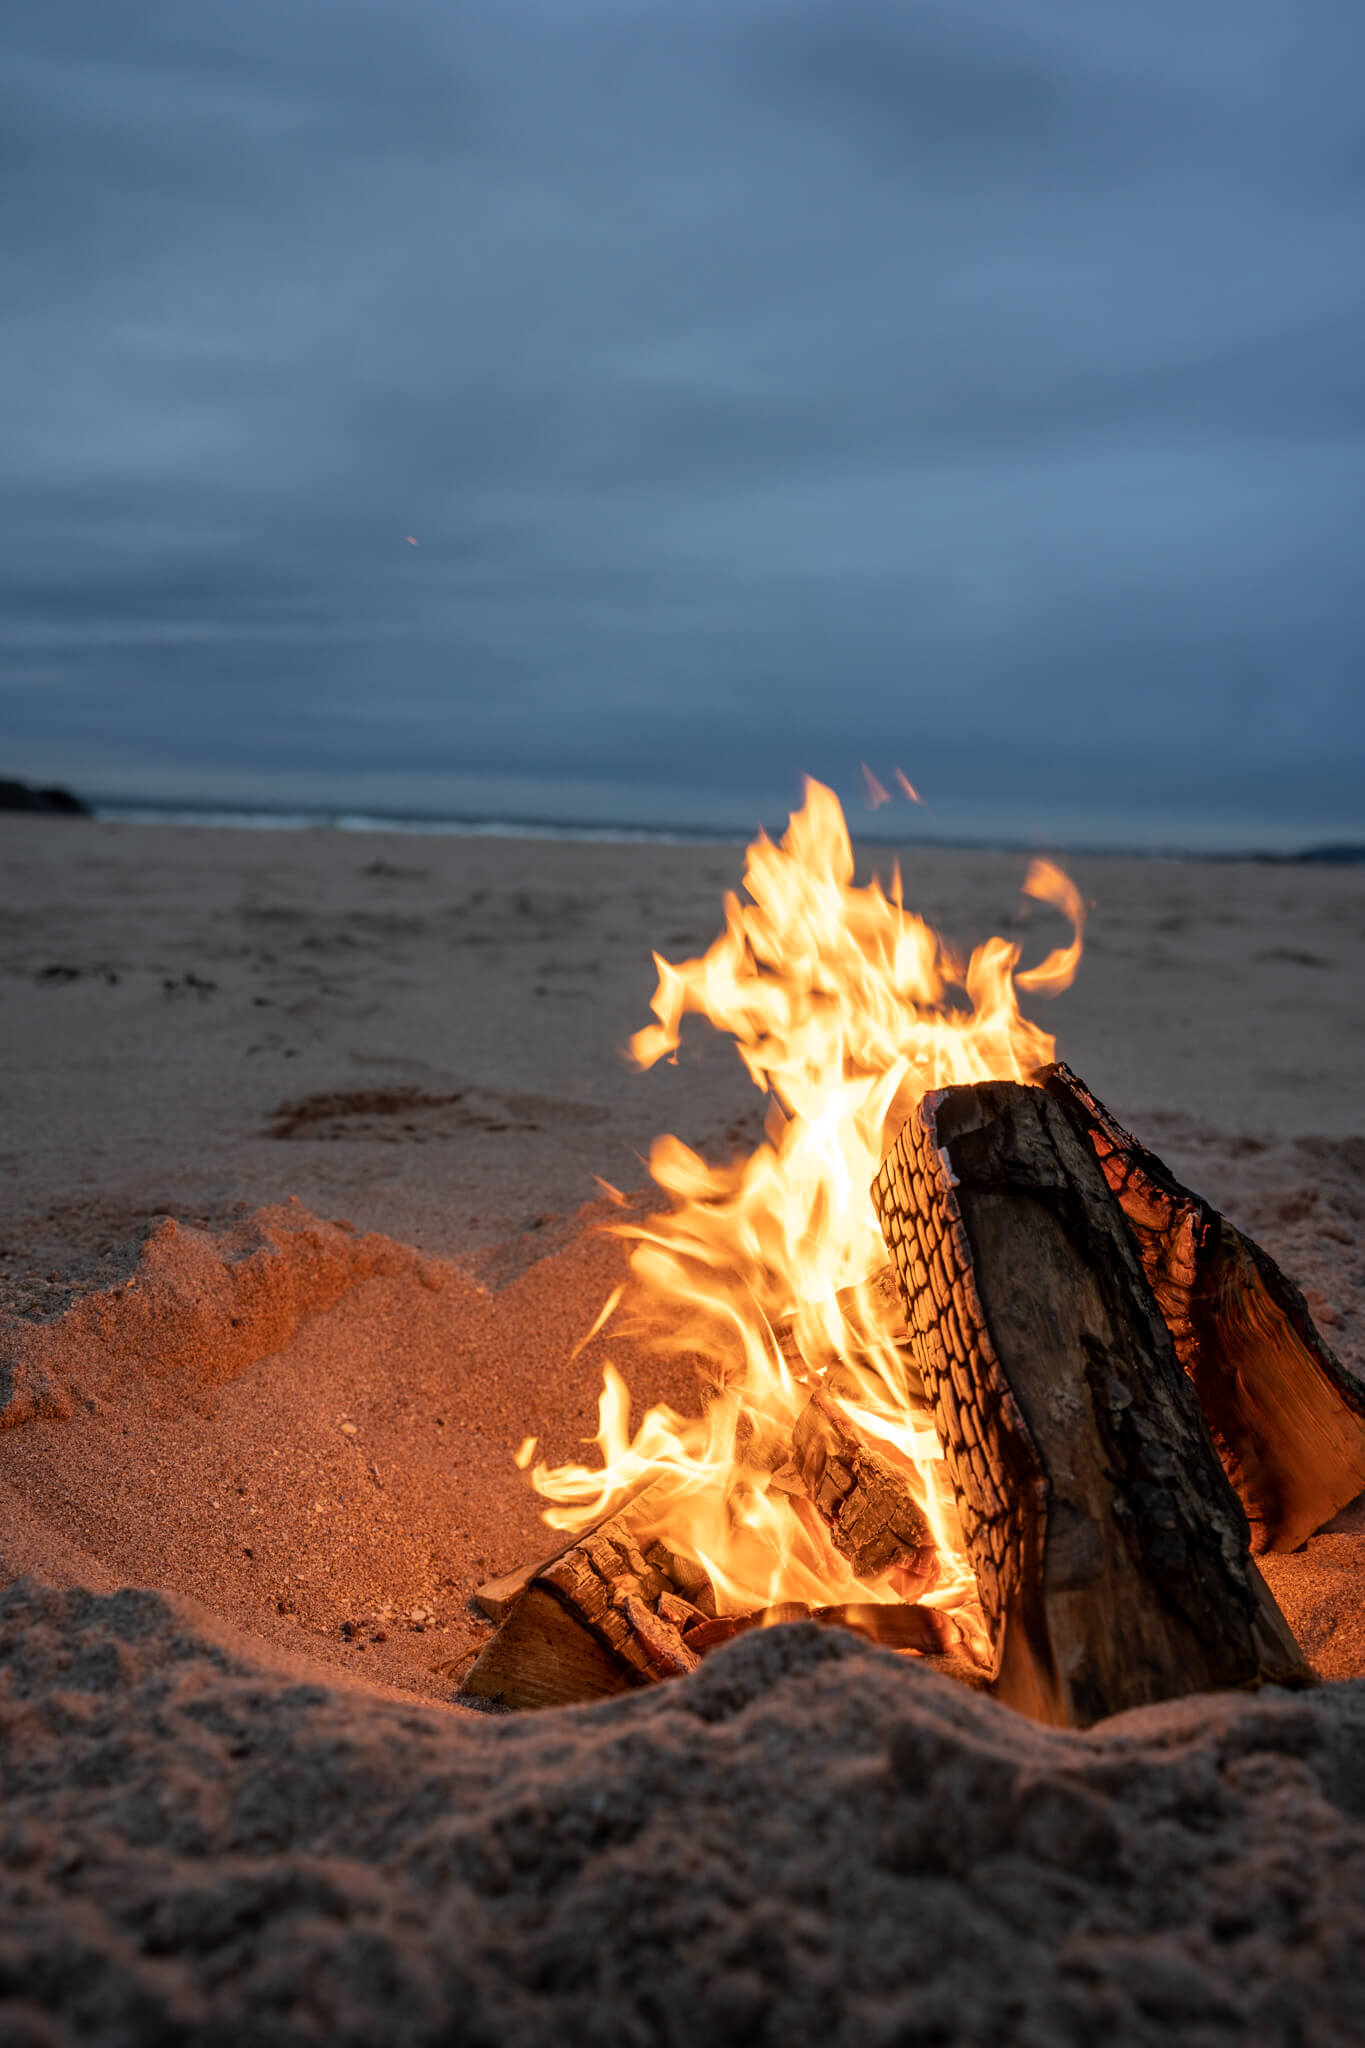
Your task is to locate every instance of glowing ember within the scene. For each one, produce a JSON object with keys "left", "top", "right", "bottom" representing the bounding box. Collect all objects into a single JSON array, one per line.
[{"left": 522, "top": 779, "right": 1083, "bottom": 1642}]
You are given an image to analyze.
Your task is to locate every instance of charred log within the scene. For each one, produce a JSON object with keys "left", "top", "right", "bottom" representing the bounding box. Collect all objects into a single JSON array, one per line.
[
  {"left": 872, "top": 1080, "right": 1310, "bottom": 1729},
  {"left": 790, "top": 1387, "right": 939, "bottom": 1600},
  {"left": 461, "top": 1399, "right": 953, "bottom": 1707},
  {"left": 685, "top": 1601, "right": 987, "bottom": 1689},
  {"left": 1040, "top": 1061, "right": 1365, "bottom": 1553}
]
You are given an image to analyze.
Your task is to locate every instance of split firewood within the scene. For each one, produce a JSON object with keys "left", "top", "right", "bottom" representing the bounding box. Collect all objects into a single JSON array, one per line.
[
  {"left": 459, "top": 1497, "right": 708, "bottom": 1711},
  {"left": 872, "top": 1080, "right": 1311, "bottom": 1730},
  {"left": 790, "top": 1386, "right": 939, "bottom": 1600},
  {"left": 1038, "top": 1061, "right": 1365, "bottom": 1554},
  {"left": 469, "top": 1539, "right": 580, "bottom": 1624}
]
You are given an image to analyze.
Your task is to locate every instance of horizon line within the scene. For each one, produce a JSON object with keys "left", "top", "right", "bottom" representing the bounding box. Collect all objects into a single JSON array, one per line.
[{"left": 76, "top": 792, "right": 1365, "bottom": 867}]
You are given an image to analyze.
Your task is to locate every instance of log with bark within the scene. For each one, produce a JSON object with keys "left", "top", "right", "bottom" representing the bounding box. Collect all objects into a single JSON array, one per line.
[
  {"left": 871, "top": 1080, "right": 1311, "bottom": 1730},
  {"left": 1037, "top": 1062, "right": 1365, "bottom": 1554}
]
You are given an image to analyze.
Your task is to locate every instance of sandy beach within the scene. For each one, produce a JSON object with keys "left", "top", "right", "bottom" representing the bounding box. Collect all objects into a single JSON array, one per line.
[{"left": 2, "top": 811, "right": 1364, "bottom": 2043}]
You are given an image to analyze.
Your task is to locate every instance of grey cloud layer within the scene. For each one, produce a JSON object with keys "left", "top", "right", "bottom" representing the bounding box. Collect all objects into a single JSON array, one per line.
[{"left": 2, "top": 0, "right": 1361, "bottom": 841}]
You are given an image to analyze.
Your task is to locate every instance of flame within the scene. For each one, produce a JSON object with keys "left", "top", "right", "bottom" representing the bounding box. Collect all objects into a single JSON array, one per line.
[
  {"left": 860, "top": 762, "right": 892, "bottom": 809},
  {"left": 527, "top": 778, "right": 1082, "bottom": 1628},
  {"left": 1015, "top": 859, "right": 1086, "bottom": 995}
]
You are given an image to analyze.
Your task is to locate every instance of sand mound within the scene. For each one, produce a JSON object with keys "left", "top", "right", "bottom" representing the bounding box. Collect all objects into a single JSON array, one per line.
[
  {"left": 0, "top": 1197, "right": 708, "bottom": 1700},
  {"left": 3, "top": 1577, "right": 1365, "bottom": 2045},
  {"left": 0, "top": 1202, "right": 447, "bottom": 1432}
]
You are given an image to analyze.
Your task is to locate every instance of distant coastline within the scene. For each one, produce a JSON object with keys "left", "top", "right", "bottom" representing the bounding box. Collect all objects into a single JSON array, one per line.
[
  {"left": 4, "top": 775, "right": 1360, "bottom": 862},
  {"left": 78, "top": 793, "right": 1365, "bottom": 865},
  {"left": 88, "top": 797, "right": 740, "bottom": 848}
]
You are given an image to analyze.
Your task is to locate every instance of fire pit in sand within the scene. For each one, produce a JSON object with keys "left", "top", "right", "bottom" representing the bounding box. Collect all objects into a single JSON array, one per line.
[{"left": 460, "top": 783, "right": 1363, "bottom": 1728}]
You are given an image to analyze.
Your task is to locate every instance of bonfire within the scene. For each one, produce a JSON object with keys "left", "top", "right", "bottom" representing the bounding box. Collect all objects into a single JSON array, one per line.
[{"left": 461, "top": 782, "right": 1364, "bottom": 1726}]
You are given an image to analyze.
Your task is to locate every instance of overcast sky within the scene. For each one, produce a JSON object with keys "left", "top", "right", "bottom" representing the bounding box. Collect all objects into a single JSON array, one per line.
[{"left": 2, "top": 0, "right": 1362, "bottom": 847}]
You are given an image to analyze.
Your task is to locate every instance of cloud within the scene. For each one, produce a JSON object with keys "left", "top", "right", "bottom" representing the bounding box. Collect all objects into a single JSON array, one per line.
[{"left": 0, "top": 0, "right": 1361, "bottom": 845}]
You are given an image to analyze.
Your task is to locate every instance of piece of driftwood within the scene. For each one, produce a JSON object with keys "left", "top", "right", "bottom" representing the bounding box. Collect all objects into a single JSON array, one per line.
[
  {"left": 790, "top": 1386, "right": 939, "bottom": 1600},
  {"left": 1038, "top": 1061, "right": 1365, "bottom": 1554},
  {"left": 459, "top": 1505, "right": 710, "bottom": 1710},
  {"left": 872, "top": 1080, "right": 1311, "bottom": 1729}
]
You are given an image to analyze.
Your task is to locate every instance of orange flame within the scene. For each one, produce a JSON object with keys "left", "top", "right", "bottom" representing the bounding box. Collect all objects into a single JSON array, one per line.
[
  {"left": 527, "top": 779, "right": 1082, "bottom": 1626},
  {"left": 860, "top": 762, "right": 892, "bottom": 809}
]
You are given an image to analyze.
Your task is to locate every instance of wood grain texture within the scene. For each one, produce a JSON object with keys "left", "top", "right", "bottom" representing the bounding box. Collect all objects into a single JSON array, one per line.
[{"left": 456, "top": 1585, "right": 639, "bottom": 1710}]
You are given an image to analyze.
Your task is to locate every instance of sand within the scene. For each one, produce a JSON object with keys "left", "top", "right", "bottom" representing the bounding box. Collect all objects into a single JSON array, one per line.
[{"left": 1, "top": 812, "right": 1363, "bottom": 2043}]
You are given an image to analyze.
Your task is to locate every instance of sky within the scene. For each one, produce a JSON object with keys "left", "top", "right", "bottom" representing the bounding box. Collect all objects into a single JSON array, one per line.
[{"left": 2, "top": 0, "right": 1362, "bottom": 850}]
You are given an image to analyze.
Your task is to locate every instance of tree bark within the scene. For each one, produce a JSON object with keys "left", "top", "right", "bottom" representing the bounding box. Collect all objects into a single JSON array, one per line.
[
  {"left": 1039, "top": 1061, "right": 1365, "bottom": 1553},
  {"left": 872, "top": 1080, "right": 1311, "bottom": 1729}
]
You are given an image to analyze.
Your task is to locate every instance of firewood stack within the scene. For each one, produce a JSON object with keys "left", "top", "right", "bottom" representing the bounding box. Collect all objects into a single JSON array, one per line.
[{"left": 460, "top": 1068, "right": 1362, "bottom": 1727}]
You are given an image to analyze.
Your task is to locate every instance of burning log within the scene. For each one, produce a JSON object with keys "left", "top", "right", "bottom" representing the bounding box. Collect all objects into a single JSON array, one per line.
[
  {"left": 1038, "top": 1062, "right": 1365, "bottom": 1554},
  {"left": 684, "top": 1601, "right": 955, "bottom": 1655},
  {"left": 459, "top": 1499, "right": 711, "bottom": 1711},
  {"left": 872, "top": 1080, "right": 1311, "bottom": 1729},
  {"left": 789, "top": 1386, "right": 939, "bottom": 1600},
  {"left": 460, "top": 1389, "right": 953, "bottom": 1709}
]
